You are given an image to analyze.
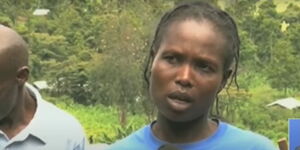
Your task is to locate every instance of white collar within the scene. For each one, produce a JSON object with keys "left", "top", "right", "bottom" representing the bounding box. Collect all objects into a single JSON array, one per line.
[{"left": 22, "top": 83, "right": 47, "bottom": 144}]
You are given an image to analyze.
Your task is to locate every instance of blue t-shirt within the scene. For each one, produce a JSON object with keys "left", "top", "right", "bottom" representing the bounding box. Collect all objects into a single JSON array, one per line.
[
  {"left": 289, "top": 119, "right": 300, "bottom": 150},
  {"left": 108, "top": 121, "right": 278, "bottom": 150}
]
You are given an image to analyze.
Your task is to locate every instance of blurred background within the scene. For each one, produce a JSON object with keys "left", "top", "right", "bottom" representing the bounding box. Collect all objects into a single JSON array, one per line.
[{"left": 1, "top": 0, "right": 299, "bottom": 145}]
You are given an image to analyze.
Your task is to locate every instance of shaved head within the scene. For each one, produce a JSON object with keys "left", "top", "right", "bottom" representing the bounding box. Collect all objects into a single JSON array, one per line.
[
  {"left": 0, "top": 25, "right": 28, "bottom": 77},
  {"left": 0, "top": 25, "right": 30, "bottom": 121}
]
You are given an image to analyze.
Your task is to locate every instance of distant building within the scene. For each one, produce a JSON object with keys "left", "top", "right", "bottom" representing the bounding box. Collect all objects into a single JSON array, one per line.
[
  {"left": 33, "top": 80, "right": 49, "bottom": 90},
  {"left": 33, "top": 9, "right": 50, "bottom": 16},
  {"left": 266, "top": 97, "right": 300, "bottom": 110}
]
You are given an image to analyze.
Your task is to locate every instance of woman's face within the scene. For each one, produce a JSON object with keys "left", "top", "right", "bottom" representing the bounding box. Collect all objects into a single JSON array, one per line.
[{"left": 150, "top": 20, "right": 228, "bottom": 122}]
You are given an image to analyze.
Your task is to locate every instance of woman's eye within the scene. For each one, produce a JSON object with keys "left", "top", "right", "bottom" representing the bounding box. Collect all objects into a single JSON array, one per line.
[
  {"left": 164, "top": 55, "right": 177, "bottom": 64},
  {"left": 196, "top": 63, "right": 211, "bottom": 72}
]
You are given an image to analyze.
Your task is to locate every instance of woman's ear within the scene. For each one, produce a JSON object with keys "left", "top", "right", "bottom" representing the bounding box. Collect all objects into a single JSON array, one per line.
[
  {"left": 217, "top": 69, "right": 232, "bottom": 93},
  {"left": 149, "top": 50, "right": 158, "bottom": 71},
  {"left": 16, "top": 66, "right": 29, "bottom": 86}
]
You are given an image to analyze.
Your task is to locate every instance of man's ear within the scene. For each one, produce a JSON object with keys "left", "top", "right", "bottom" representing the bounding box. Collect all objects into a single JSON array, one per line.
[
  {"left": 16, "top": 66, "right": 29, "bottom": 86},
  {"left": 217, "top": 69, "right": 232, "bottom": 93}
]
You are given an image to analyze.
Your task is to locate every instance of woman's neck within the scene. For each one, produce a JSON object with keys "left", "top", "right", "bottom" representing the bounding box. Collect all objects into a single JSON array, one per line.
[{"left": 152, "top": 113, "right": 218, "bottom": 144}]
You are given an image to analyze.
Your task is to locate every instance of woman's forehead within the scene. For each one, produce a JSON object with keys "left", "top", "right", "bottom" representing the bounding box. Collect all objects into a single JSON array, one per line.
[{"left": 160, "top": 20, "right": 227, "bottom": 52}]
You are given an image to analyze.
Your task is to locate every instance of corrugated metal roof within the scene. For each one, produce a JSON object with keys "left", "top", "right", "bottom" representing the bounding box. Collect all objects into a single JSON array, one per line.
[
  {"left": 267, "top": 97, "right": 300, "bottom": 110},
  {"left": 33, "top": 9, "right": 50, "bottom": 16},
  {"left": 33, "top": 80, "right": 49, "bottom": 90}
]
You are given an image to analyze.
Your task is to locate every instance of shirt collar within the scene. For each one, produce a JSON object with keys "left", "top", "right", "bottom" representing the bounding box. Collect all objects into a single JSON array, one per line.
[
  {"left": 0, "top": 84, "right": 47, "bottom": 145},
  {"left": 23, "top": 83, "right": 48, "bottom": 144},
  {"left": 147, "top": 119, "right": 224, "bottom": 149}
]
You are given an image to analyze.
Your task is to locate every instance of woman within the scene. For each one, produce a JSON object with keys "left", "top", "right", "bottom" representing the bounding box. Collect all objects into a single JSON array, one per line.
[{"left": 108, "top": 1, "right": 277, "bottom": 150}]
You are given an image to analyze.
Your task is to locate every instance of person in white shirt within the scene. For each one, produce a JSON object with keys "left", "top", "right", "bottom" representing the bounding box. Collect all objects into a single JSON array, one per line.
[{"left": 0, "top": 24, "right": 86, "bottom": 150}]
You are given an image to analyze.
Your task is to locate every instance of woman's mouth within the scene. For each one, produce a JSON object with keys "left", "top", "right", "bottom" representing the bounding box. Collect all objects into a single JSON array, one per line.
[
  {"left": 168, "top": 92, "right": 193, "bottom": 102},
  {"left": 166, "top": 92, "right": 193, "bottom": 112}
]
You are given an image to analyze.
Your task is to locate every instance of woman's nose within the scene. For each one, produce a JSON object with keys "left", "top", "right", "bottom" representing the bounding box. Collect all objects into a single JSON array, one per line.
[{"left": 175, "top": 64, "right": 193, "bottom": 89}]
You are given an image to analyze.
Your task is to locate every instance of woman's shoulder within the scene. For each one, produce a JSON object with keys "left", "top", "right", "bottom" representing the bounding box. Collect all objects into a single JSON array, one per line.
[
  {"left": 219, "top": 122, "right": 278, "bottom": 150},
  {"left": 107, "top": 125, "right": 152, "bottom": 150},
  {"left": 222, "top": 122, "right": 269, "bottom": 140}
]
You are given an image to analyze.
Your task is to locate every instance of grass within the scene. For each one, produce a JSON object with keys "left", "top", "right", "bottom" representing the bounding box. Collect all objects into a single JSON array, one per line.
[{"left": 45, "top": 95, "right": 148, "bottom": 144}]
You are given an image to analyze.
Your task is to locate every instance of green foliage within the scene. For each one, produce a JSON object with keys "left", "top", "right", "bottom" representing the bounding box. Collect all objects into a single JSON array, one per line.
[
  {"left": 267, "top": 39, "right": 300, "bottom": 91},
  {"left": 46, "top": 95, "right": 148, "bottom": 144},
  {"left": 0, "top": 15, "right": 13, "bottom": 26}
]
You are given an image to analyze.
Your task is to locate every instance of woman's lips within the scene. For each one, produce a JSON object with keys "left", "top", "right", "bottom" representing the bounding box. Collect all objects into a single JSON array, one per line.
[
  {"left": 168, "top": 91, "right": 193, "bottom": 102},
  {"left": 166, "top": 92, "right": 193, "bottom": 112}
]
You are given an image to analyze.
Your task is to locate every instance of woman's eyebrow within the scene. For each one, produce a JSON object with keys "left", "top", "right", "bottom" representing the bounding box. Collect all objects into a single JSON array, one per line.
[{"left": 194, "top": 56, "right": 219, "bottom": 68}]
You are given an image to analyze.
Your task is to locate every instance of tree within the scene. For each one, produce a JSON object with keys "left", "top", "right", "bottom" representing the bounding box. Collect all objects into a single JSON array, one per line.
[
  {"left": 267, "top": 39, "right": 300, "bottom": 93},
  {"left": 88, "top": 2, "right": 152, "bottom": 126}
]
